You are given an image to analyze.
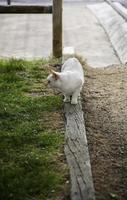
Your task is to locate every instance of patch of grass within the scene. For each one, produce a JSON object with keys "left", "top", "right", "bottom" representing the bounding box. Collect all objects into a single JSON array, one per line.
[{"left": 0, "top": 59, "right": 68, "bottom": 200}]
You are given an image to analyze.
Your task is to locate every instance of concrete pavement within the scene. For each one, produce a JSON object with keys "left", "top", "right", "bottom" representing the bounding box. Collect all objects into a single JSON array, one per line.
[
  {"left": 0, "top": 0, "right": 103, "bottom": 5},
  {"left": 112, "top": 0, "right": 127, "bottom": 8},
  {"left": 106, "top": 0, "right": 127, "bottom": 20},
  {"left": 0, "top": 14, "right": 52, "bottom": 58},
  {"left": 0, "top": 1, "right": 125, "bottom": 67},
  {"left": 64, "top": 3, "right": 120, "bottom": 67},
  {"left": 88, "top": 2, "right": 127, "bottom": 63}
]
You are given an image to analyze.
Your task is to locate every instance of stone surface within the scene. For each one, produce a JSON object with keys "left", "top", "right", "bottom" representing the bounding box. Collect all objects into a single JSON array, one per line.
[
  {"left": 88, "top": 2, "right": 127, "bottom": 64},
  {"left": 0, "top": 2, "right": 121, "bottom": 68},
  {"left": 1, "top": 1, "right": 127, "bottom": 67},
  {"left": 0, "top": 14, "right": 52, "bottom": 59},
  {"left": 63, "top": 3, "right": 120, "bottom": 67},
  {"left": 108, "top": 0, "right": 127, "bottom": 20},
  {"left": 0, "top": 0, "right": 104, "bottom": 5},
  {"left": 112, "top": 0, "right": 127, "bottom": 8}
]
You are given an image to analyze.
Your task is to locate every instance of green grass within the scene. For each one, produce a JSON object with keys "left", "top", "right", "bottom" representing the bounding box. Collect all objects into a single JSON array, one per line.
[{"left": 0, "top": 59, "right": 68, "bottom": 200}]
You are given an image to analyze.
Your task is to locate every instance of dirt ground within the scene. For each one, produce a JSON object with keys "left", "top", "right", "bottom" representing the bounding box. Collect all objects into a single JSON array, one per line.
[{"left": 82, "top": 64, "right": 127, "bottom": 200}]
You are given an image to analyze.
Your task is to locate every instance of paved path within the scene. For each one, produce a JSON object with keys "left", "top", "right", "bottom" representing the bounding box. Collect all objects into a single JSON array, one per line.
[
  {"left": 1, "top": 0, "right": 126, "bottom": 6},
  {"left": 0, "top": 0, "right": 103, "bottom": 5},
  {"left": 112, "top": 0, "right": 127, "bottom": 8},
  {"left": 64, "top": 3, "right": 120, "bottom": 67},
  {"left": 0, "top": 1, "right": 124, "bottom": 67},
  {"left": 88, "top": 2, "right": 127, "bottom": 63}
]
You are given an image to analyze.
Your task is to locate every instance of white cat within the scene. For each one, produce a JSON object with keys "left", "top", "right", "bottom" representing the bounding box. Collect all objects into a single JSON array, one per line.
[{"left": 47, "top": 58, "right": 84, "bottom": 104}]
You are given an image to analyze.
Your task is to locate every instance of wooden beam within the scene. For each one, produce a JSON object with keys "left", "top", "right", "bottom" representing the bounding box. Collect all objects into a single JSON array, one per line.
[
  {"left": 0, "top": 5, "right": 52, "bottom": 14},
  {"left": 64, "top": 102, "right": 95, "bottom": 200},
  {"left": 53, "top": 0, "right": 62, "bottom": 58}
]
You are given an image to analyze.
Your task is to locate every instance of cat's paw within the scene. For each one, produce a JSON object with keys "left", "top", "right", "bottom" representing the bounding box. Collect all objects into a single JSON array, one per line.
[
  {"left": 63, "top": 96, "right": 70, "bottom": 103},
  {"left": 71, "top": 99, "right": 78, "bottom": 105},
  {"left": 63, "top": 98, "right": 70, "bottom": 103}
]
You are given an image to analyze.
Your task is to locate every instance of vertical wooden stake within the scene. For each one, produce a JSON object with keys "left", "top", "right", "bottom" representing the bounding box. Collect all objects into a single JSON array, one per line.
[
  {"left": 7, "top": 0, "right": 11, "bottom": 5},
  {"left": 53, "top": 0, "right": 62, "bottom": 58}
]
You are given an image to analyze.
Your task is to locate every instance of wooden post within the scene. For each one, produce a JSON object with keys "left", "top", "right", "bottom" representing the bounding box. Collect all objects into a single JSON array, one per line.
[
  {"left": 64, "top": 102, "right": 96, "bottom": 200},
  {"left": 7, "top": 0, "right": 11, "bottom": 5},
  {"left": 53, "top": 0, "right": 62, "bottom": 58}
]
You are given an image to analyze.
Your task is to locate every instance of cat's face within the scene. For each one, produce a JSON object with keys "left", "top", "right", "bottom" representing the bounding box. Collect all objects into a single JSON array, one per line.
[{"left": 47, "top": 70, "right": 61, "bottom": 89}]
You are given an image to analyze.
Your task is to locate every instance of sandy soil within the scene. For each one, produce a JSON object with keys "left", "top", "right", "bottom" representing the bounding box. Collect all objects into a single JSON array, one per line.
[{"left": 82, "top": 64, "right": 127, "bottom": 200}]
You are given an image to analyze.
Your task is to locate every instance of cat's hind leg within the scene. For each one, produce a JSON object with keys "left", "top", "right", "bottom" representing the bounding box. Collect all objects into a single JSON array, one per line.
[
  {"left": 63, "top": 94, "right": 71, "bottom": 103},
  {"left": 71, "top": 89, "right": 80, "bottom": 104}
]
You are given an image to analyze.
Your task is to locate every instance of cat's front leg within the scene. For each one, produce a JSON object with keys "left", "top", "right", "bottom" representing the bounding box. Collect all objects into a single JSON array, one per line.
[
  {"left": 63, "top": 95, "right": 70, "bottom": 103},
  {"left": 71, "top": 89, "right": 80, "bottom": 105}
]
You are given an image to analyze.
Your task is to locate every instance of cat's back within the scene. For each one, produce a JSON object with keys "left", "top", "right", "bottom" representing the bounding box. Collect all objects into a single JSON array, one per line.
[{"left": 61, "top": 58, "right": 83, "bottom": 73}]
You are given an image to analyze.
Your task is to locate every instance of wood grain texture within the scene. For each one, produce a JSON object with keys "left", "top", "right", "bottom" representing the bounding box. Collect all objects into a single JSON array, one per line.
[
  {"left": 0, "top": 5, "right": 52, "bottom": 14},
  {"left": 53, "top": 0, "right": 62, "bottom": 58},
  {"left": 64, "top": 102, "right": 95, "bottom": 200}
]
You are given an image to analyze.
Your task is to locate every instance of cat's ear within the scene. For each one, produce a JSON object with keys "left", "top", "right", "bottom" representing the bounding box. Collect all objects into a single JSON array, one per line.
[{"left": 51, "top": 70, "right": 60, "bottom": 80}]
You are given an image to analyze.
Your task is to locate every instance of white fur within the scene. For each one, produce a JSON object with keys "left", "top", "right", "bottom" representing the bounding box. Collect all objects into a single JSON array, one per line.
[{"left": 47, "top": 58, "right": 84, "bottom": 104}]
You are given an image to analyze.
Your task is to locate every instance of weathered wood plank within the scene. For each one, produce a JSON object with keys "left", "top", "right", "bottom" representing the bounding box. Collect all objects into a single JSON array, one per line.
[
  {"left": 0, "top": 5, "right": 52, "bottom": 14},
  {"left": 64, "top": 102, "right": 95, "bottom": 200},
  {"left": 53, "top": 0, "right": 62, "bottom": 58}
]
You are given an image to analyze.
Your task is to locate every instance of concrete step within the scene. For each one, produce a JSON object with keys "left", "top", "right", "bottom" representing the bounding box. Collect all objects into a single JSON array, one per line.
[
  {"left": 0, "top": 2, "right": 121, "bottom": 68},
  {"left": 64, "top": 3, "right": 120, "bottom": 67},
  {"left": 113, "top": 2, "right": 127, "bottom": 20},
  {"left": 106, "top": 0, "right": 127, "bottom": 20},
  {"left": 88, "top": 2, "right": 127, "bottom": 64}
]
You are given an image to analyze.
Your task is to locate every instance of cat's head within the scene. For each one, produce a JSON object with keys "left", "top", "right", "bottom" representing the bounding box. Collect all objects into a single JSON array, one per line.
[{"left": 47, "top": 70, "right": 61, "bottom": 89}]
